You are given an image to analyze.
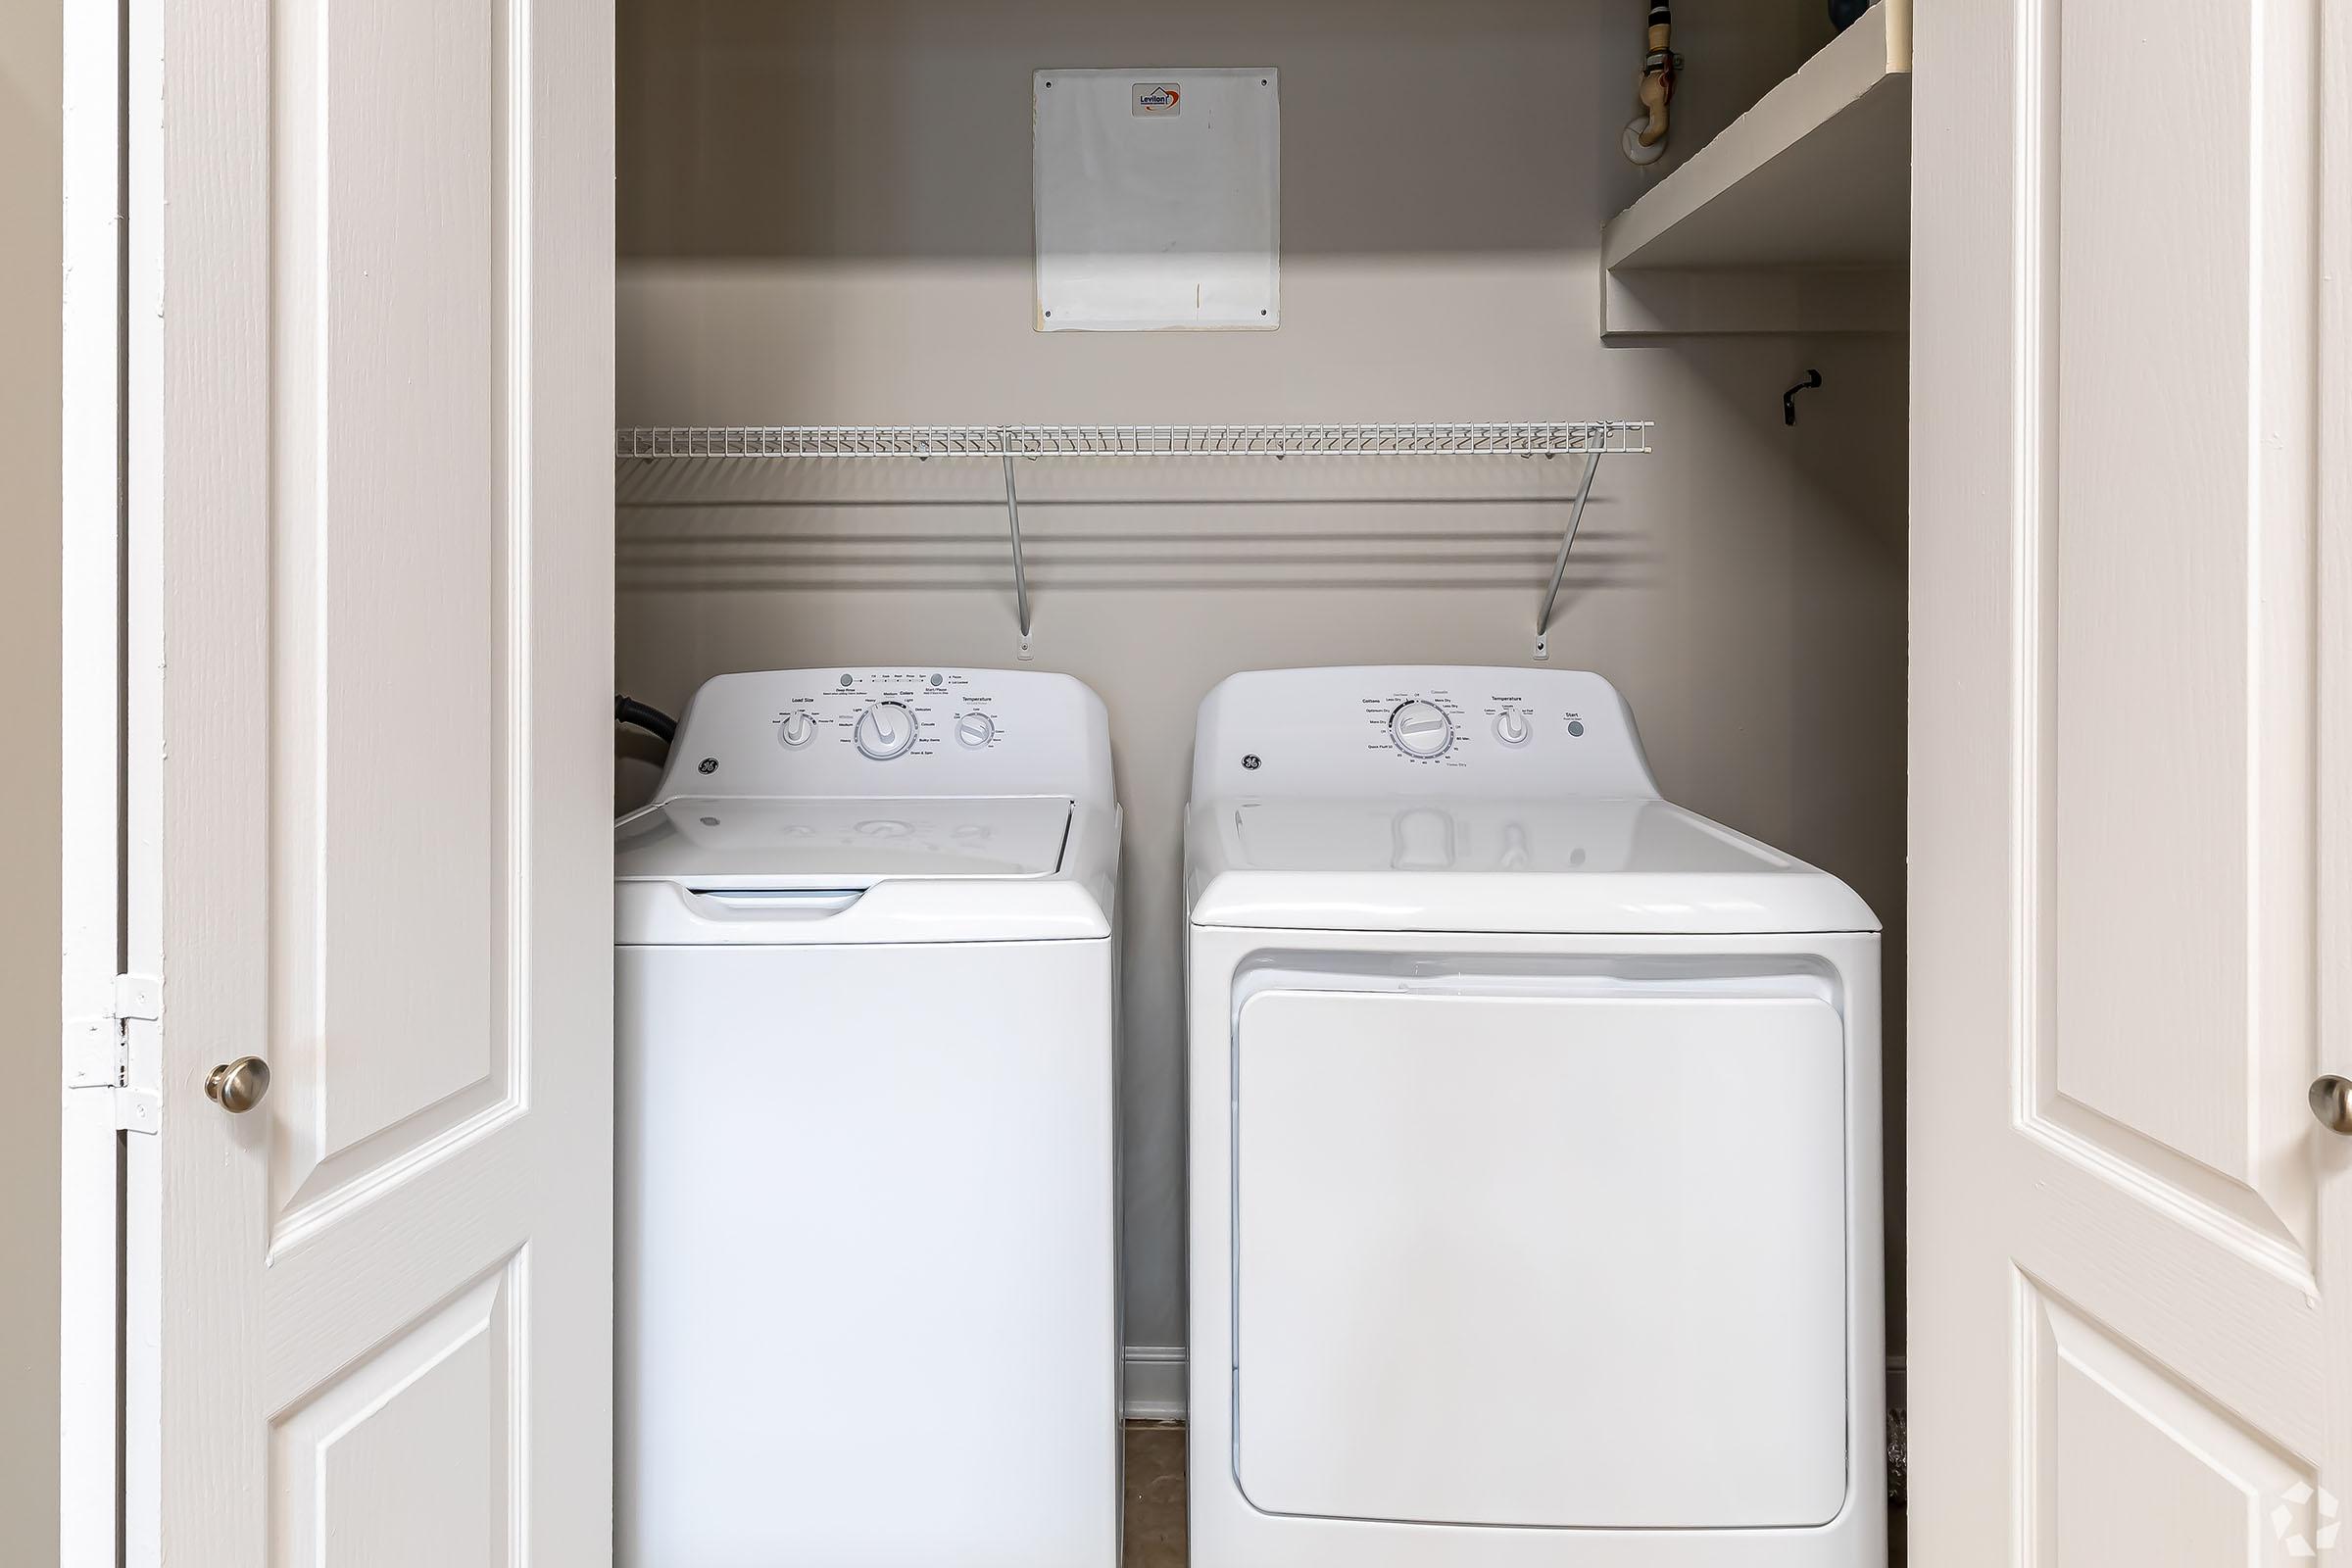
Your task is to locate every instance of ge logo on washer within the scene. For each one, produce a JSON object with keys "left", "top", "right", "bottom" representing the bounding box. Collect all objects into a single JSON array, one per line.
[
  {"left": 698, "top": 758, "right": 718, "bottom": 774},
  {"left": 1242, "top": 755, "right": 1261, "bottom": 770},
  {"left": 2273, "top": 1484, "right": 2341, "bottom": 1558}
]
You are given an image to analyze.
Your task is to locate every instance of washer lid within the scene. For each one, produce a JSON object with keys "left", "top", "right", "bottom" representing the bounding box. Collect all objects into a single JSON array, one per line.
[
  {"left": 615, "top": 796, "right": 1073, "bottom": 891},
  {"left": 1187, "top": 796, "right": 1879, "bottom": 935}
]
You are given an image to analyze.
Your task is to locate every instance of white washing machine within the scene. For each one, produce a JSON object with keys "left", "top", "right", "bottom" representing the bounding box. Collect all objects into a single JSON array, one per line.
[
  {"left": 615, "top": 667, "right": 1121, "bottom": 1568},
  {"left": 1185, "top": 666, "right": 1884, "bottom": 1568}
]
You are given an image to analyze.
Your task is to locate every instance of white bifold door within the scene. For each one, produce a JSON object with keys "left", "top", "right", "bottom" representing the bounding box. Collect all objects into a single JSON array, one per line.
[
  {"left": 1910, "top": 1, "right": 2352, "bottom": 1563},
  {"left": 123, "top": 0, "right": 613, "bottom": 1560}
]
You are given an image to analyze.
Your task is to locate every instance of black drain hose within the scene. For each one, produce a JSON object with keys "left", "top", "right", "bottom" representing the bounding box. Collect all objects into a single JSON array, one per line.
[{"left": 614, "top": 695, "right": 678, "bottom": 749}]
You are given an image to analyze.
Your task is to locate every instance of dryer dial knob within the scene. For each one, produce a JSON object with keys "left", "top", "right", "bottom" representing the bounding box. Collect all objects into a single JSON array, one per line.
[
  {"left": 854, "top": 702, "right": 918, "bottom": 760},
  {"left": 1389, "top": 701, "right": 1453, "bottom": 759},
  {"left": 1494, "top": 709, "right": 1531, "bottom": 747},
  {"left": 777, "top": 710, "right": 816, "bottom": 748},
  {"left": 955, "top": 711, "right": 995, "bottom": 749}
]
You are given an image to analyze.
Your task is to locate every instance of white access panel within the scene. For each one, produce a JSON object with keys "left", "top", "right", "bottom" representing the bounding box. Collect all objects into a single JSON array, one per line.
[
  {"left": 1234, "top": 987, "right": 1849, "bottom": 1530},
  {"left": 1033, "top": 68, "right": 1280, "bottom": 331},
  {"left": 617, "top": 937, "right": 1119, "bottom": 1566}
]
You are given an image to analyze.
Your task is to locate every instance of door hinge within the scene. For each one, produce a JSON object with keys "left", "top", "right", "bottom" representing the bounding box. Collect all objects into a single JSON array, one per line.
[{"left": 65, "top": 973, "right": 161, "bottom": 1135}]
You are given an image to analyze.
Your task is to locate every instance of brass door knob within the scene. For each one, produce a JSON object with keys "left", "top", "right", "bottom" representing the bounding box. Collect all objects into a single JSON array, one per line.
[
  {"left": 205, "top": 1056, "right": 272, "bottom": 1114},
  {"left": 2312, "top": 1075, "right": 2352, "bottom": 1136}
]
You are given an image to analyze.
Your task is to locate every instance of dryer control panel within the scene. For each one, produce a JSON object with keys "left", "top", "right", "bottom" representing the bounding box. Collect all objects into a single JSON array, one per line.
[
  {"left": 1192, "top": 666, "right": 1660, "bottom": 801},
  {"left": 654, "top": 667, "right": 1113, "bottom": 804}
]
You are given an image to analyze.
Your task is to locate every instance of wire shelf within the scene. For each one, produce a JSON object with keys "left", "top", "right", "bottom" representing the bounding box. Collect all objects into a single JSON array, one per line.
[
  {"left": 615, "top": 420, "right": 1653, "bottom": 461},
  {"left": 614, "top": 419, "right": 1652, "bottom": 659}
]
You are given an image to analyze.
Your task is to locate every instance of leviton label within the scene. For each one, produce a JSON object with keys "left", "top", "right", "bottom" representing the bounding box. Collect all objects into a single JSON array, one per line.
[{"left": 1132, "top": 81, "right": 1181, "bottom": 116}]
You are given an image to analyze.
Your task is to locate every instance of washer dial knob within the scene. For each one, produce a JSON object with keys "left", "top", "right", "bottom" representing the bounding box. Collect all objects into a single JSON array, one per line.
[
  {"left": 777, "top": 710, "right": 816, "bottom": 748},
  {"left": 955, "top": 711, "right": 995, "bottom": 749},
  {"left": 854, "top": 702, "right": 919, "bottom": 760},
  {"left": 1389, "top": 701, "right": 1454, "bottom": 759}
]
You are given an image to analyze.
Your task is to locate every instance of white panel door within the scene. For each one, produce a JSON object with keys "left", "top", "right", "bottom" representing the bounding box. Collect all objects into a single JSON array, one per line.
[
  {"left": 1910, "top": 1, "right": 2351, "bottom": 1563},
  {"left": 129, "top": 0, "right": 612, "bottom": 1560}
]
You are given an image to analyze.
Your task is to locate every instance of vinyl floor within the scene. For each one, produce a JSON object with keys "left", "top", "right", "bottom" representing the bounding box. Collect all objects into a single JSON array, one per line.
[
  {"left": 1122, "top": 1422, "right": 1187, "bottom": 1566},
  {"left": 1118, "top": 1419, "right": 1905, "bottom": 1566}
]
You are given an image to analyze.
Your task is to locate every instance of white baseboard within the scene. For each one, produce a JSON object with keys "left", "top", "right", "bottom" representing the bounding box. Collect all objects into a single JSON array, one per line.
[{"left": 1122, "top": 1346, "right": 1186, "bottom": 1421}]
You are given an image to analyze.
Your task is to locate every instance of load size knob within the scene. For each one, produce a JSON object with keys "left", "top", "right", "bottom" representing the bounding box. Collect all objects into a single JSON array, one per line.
[
  {"left": 855, "top": 702, "right": 919, "bottom": 760},
  {"left": 1389, "top": 701, "right": 1453, "bottom": 759}
]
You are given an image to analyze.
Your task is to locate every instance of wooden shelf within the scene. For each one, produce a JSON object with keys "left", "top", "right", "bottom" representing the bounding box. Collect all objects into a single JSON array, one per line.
[{"left": 1601, "top": 0, "right": 1911, "bottom": 337}]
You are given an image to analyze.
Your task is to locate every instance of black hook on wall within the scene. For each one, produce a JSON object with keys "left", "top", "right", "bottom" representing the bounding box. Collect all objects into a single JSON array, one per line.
[{"left": 1784, "top": 368, "right": 1823, "bottom": 426}]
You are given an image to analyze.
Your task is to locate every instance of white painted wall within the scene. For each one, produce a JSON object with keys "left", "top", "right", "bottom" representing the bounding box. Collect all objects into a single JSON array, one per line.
[
  {"left": 0, "top": 0, "right": 61, "bottom": 1553},
  {"left": 613, "top": 0, "right": 1907, "bottom": 1366}
]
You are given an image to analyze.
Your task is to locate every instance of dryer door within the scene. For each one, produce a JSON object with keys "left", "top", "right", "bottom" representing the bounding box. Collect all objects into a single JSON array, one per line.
[{"left": 1233, "top": 984, "right": 1848, "bottom": 1530}]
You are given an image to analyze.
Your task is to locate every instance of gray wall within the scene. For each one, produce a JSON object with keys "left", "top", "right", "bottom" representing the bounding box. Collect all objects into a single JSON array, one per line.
[
  {"left": 614, "top": 0, "right": 1908, "bottom": 1363},
  {"left": 0, "top": 0, "right": 61, "bottom": 1551}
]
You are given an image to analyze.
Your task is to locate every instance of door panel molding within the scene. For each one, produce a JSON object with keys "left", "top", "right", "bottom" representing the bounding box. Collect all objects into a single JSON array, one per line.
[
  {"left": 2009, "top": 0, "right": 2325, "bottom": 1272},
  {"left": 269, "top": 1258, "right": 524, "bottom": 1564},
  {"left": 265, "top": 0, "right": 526, "bottom": 1232},
  {"left": 2016, "top": 1272, "right": 2317, "bottom": 1567}
]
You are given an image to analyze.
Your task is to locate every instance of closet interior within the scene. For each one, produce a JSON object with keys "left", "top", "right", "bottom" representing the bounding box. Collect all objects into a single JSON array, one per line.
[{"left": 611, "top": 0, "right": 1910, "bottom": 1555}]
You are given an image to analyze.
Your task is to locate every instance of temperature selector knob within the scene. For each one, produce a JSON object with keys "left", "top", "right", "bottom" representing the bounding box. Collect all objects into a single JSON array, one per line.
[
  {"left": 854, "top": 702, "right": 919, "bottom": 760},
  {"left": 954, "top": 711, "right": 995, "bottom": 749},
  {"left": 1494, "top": 710, "right": 1531, "bottom": 747},
  {"left": 1389, "top": 701, "right": 1454, "bottom": 759},
  {"left": 777, "top": 710, "right": 816, "bottom": 748}
]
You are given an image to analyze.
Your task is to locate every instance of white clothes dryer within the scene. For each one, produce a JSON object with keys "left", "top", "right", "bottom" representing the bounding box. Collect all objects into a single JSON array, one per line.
[
  {"left": 1185, "top": 666, "right": 1884, "bottom": 1568},
  {"left": 616, "top": 667, "right": 1121, "bottom": 1567}
]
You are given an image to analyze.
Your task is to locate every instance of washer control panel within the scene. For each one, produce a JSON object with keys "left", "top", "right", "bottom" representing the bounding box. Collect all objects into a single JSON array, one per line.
[
  {"left": 1193, "top": 666, "right": 1660, "bottom": 801},
  {"left": 655, "top": 667, "right": 1111, "bottom": 802},
  {"left": 1349, "top": 681, "right": 1592, "bottom": 770},
  {"left": 760, "top": 671, "right": 997, "bottom": 766}
]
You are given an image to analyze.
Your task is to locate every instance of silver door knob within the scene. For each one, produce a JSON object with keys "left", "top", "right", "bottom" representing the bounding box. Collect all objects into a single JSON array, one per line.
[
  {"left": 205, "top": 1056, "right": 272, "bottom": 1114},
  {"left": 2311, "top": 1075, "right": 2352, "bottom": 1135}
]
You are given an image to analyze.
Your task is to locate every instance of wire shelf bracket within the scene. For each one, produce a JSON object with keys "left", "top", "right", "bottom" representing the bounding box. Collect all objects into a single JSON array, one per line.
[
  {"left": 617, "top": 420, "right": 1653, "bottom": 654},
  {"left": 1532, "top": 445, "right": 1607, "bottom": 662},
  {"left": 1002, "top": 453, "right": 1032, "bottom": 661}
]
